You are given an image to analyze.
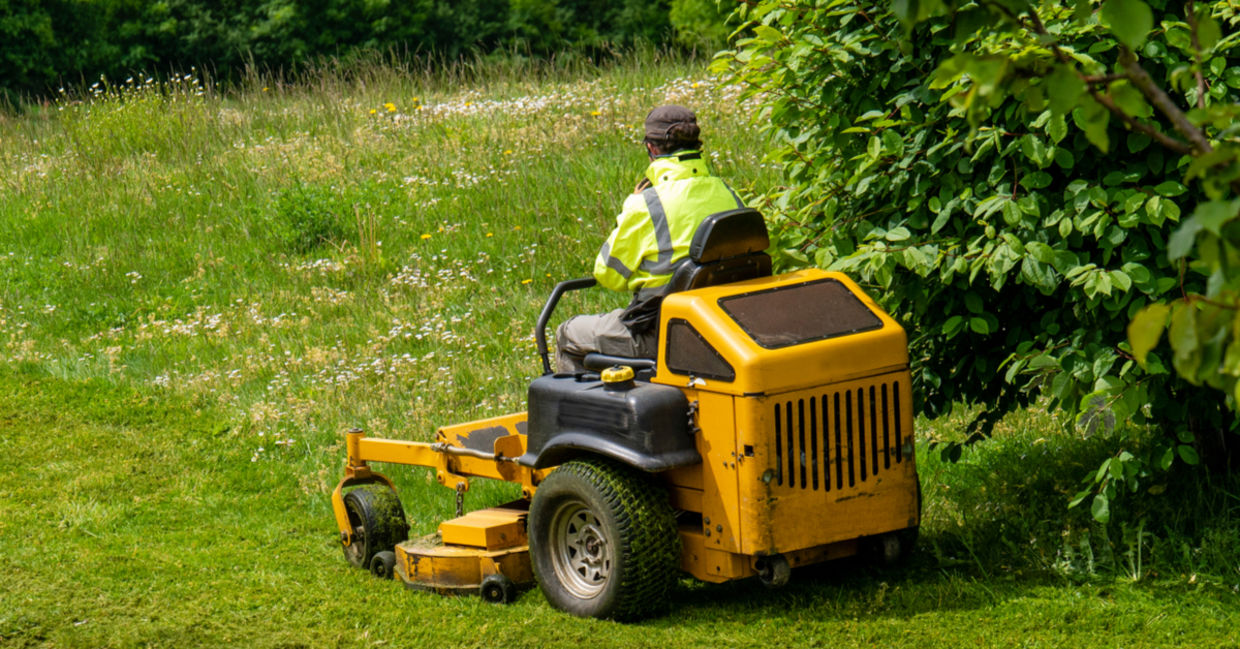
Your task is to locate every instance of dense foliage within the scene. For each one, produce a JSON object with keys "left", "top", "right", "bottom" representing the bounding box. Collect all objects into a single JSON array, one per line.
[
  {"left": 719, "top": 0, "right": 1240, "bottom": 519},
  {"left": 0, "top": 0, "right": 729, "bottom": 102}
]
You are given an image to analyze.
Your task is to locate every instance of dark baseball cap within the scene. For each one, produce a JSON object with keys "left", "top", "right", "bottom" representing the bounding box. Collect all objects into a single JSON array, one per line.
[{"left": 644, "top": 105, "right": 699, "bottom": 140}]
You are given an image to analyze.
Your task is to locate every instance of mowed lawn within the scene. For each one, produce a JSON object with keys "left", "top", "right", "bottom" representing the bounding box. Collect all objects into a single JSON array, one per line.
[{"left": 1, "top": 55, "right": 1238, "bottom": 648}]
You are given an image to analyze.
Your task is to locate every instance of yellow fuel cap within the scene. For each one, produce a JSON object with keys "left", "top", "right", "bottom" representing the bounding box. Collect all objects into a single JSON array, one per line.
[{"left": 601, "top": 365, "right": 635, "bottom": 383}]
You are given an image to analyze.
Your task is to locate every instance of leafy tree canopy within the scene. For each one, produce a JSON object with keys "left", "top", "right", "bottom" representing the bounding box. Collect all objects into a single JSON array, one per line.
[{"left": 718, "top": 0, "right": 1240, "bottom": 520}]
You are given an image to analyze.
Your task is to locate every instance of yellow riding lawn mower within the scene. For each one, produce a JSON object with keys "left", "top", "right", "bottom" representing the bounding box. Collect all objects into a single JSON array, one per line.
[{"left": 331, "top": 208, "right": 921, "bottom": 620}]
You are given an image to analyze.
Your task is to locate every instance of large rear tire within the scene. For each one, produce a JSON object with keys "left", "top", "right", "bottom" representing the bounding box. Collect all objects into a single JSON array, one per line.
[
  {"left": 528, "top": 458, "right": 678, "bottom": 620},
  {"left": 342, "top": 484, "right": 409, "bottom": 570}
]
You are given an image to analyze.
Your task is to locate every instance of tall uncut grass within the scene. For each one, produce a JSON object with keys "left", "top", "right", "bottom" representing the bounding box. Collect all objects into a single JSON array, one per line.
[
  {"left": 2, "top": 52, "right": 1238, "bottom": 648},
  {"left": 1, "top": 52, "right": 775, "bottom": 465}
]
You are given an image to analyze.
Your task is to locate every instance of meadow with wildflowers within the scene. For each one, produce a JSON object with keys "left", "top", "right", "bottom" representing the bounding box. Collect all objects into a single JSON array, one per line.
[{"left": 1, "top": 55, "right": 1238, "bottom": 648}]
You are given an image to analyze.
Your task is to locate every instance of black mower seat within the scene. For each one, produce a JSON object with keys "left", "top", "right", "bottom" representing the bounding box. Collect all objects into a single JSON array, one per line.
[
  {"left": 665, "top": 207, "right": 771, "bottom": 293},
  {"left": 582, "top": 208, "right": 771, "bottom": 375}
]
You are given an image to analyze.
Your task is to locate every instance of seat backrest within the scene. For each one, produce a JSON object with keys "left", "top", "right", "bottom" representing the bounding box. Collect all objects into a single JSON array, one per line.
[
  {"left": 688, "top": 207, "right": 770, "bottom": 263},
  {"left": 666, "top": 208, "right": 771, "bottom": 293}
]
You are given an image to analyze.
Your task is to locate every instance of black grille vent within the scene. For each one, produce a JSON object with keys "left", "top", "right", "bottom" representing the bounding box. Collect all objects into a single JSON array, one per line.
[{"left": 772, "top": 381, "right": 904, "bottom": 491}]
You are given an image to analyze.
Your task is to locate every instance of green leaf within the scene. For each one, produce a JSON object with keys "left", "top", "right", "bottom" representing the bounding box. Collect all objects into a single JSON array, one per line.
[
  {"left": 752, "top": 24, "right": 784, "bottom": 44},
  {"left": 1128, "top": 303, "right": 1169, "bottom": 365},
  {"left": 1191, "top": 199, "right": 1240, "bottom": 234},
  {"left": 1021, "top": 135, "right": 1047, "bottom": 167},
  {"left": 1110, "top": 269, "right": 1132, "bottom": 292},
  {"left": 970, "top": 316, "right": 990, "bottom": 334},
  {"left": 1074, "top": 0, "right": 1092, "bottom": 23},
  {"left": 1167, "top": 217, "right": 1203, "bottom": 260},
  {"left": 1002, "top": 200, "right": 1023, "bottom": 225},
  {"left": 1169, "top": 304, "right": 1201, "bottom": 379},
  {"left": 882, "top": 130, "right": 905, "bottom": 158},
  {"left": 1053, "top": 147, "right": 1076, "bottom": 169},
  {"left": 1154, "top": 181, "right": 1187, "bottom": 197},
  {"left": 886, "top": 226, "right": 912, "bottom": 241},
  {"left": 931, "top": 208, "right": 953, "bottom": 234},
  {"left": 1109, "top": 80, "right": 1152, "bottom": 118},
  {"left": 1197, "top": 12, "right": 1221, "bottom": 51},
  {"left": 1047, "top": 65, "right": 1086, "bottom": 115},
  {"left": 1021, "top": 171, "right": 1053, "bottom": 190},
  {"left": 1091, "top": 493, "right": 1111, "bottom": 523},
  {"left": 1073, "top": 96, "right": 1110, "bottom": 153},
  {"left": 891, "top": 0, "right": 941, "bottom": 26},
  {"left": 1127, "top": 132, "right": 1152, "bottom": 153},
  {"left": 1025, "top": 241, "right": 1054, "bottom": 263},
  {"left": 1102, "top": 0, "right": 1154, "bottom": 50},
  {"left": 964, "top": 292, "right": 984, "bottom": 314},
  {"left": 1048, "top": 113, "right": 1068, "bottom": 144},
  {"left": 1158, "top": 446, "right": 1175, "bottom": 470},
  {"left": 1177, "top": 444, "right": 1200, "bottom": 466}
]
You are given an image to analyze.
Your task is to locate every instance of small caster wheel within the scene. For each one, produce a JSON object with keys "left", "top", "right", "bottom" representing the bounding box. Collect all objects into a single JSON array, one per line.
[
  {"left": 867, "top": 527, "right": 917, "bottom": 567},
  {"left": 755, "top": 554, "right": 791, "bottom": 588},
  {"left": 480, "top": 574, "right": 517, "bottom": 604},
  {"left": 877, "top": 533, "right": 902, "bottom": 566},
  {"left": 369, "top": 550, "right": 396, "bottom": 579}
]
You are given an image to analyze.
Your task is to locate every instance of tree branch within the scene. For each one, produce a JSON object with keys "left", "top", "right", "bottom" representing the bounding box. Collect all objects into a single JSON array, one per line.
[
  {"left": 1025, "top": 8, "right": 1197, "bottom": 157},
  {"left": 1118, "top": 46, "right": 1213, "bottom": 155},
  {"left": 1186, "top": 0, "right": 1207, "bottom": 109},
  {"left": 1091, "top": 90, "right": 1194, "bottom": 156},
  {"left": 1081, "top": 73, "right": 1128, "bottom": 86}
]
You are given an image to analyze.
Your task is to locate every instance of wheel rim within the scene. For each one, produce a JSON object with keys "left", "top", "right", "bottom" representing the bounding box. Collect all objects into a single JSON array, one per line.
[
  {"left": 344, "top": 504, "right": 366, "bottom": 566},
  {"left": 548, "top": 498, "right": 612, "bottom": 599}
]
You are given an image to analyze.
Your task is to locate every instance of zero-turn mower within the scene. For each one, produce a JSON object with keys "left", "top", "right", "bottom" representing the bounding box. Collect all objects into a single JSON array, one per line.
[{"left": 331, "top": 208, "right": 921, "bottom": 620}]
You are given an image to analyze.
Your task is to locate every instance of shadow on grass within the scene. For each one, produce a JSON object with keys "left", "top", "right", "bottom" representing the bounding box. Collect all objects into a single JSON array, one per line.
[{"left": 660, "top": 414, "right": 1240, "bottom": 625}]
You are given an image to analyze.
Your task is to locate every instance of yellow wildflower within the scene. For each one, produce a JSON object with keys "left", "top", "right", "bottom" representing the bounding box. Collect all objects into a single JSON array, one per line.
[
  {"left": 420, "top": 234, "right": 432, "bottom": 240},
  {"left": 590, "top": 110, "right": 601, "bottom": 117},
  {"left": 503, "top": 149, "right": 513, "bottom": 155},
  {"left": 486, "top": 232, "right": 494, "bottom": 237},
  {"left": 369, "top": 108, "right": 377, "bottom": 115},
  {"left": 521, "top": 279, "right": 533, "bottom": 285},
  {"left": 385, "top": 102, "right": 396, "bottom": 112}
]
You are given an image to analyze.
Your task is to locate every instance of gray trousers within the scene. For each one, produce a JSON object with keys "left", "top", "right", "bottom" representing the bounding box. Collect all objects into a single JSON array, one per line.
[{"left": 555, "top": 308, "right": 658, "bottom": 373}]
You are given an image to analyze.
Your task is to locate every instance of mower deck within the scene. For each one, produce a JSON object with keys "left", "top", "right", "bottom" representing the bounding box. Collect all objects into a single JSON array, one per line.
[{"left": 394, "top": 503, "right": 533, "bottom": 598}]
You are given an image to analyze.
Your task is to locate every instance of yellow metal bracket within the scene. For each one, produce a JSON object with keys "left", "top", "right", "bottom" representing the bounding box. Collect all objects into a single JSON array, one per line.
[
  {"left": 331, "top": 431, "right": 401, "bottom": 547},
  {"left": 333, "top": 418, "right": 547, "bottom": 546}
]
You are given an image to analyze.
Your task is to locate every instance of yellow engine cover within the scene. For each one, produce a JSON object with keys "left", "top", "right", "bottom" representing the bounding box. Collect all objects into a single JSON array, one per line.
[{"left": 654, "top": 269, "right": 920, "bottom": 570}]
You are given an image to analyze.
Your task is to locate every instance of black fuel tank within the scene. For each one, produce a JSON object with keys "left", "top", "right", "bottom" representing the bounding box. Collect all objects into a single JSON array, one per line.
[{"left": 518, "top": 373, "right": 701, "bottom": 472}]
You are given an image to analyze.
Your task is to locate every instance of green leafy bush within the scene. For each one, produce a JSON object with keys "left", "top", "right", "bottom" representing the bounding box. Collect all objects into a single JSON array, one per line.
[{"left": 718, "top": 0, "right": 1240, "bottom": 518}]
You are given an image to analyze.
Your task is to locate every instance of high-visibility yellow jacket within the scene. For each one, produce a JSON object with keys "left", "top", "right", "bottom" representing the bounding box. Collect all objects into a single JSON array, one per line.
[{"left": 593, "top": 151, "right": 745, "bottom": 293}]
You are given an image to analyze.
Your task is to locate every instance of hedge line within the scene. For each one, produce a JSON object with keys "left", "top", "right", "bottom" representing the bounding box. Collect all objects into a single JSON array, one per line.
[{"left": 0, "top": 0, "right": 730, "bottom": 101}]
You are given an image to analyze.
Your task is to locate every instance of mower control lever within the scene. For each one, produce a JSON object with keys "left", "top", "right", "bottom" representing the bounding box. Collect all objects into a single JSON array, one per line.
[{"left": 535, "top": 277, "right": 598, "bottom": 375}]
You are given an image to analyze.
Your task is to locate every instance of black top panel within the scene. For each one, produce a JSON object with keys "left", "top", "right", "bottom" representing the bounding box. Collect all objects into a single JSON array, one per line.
[{"left": 718, "top": 278, "right": 882, "bottom": 349}]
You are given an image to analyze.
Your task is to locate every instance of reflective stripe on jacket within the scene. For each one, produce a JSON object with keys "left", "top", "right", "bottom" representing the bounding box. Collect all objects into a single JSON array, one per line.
[{"left": 593, "top": 151, "right": 744, "bottom": 292}]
